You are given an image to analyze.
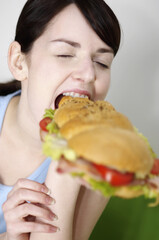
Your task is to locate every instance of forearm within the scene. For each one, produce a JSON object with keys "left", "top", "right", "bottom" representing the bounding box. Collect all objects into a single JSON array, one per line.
[
  {"left": 73, "top": 186, "right": 109, "bottom": 240},
  {"left": 0, "top": 233, "right": 6, "bottom": 240},
  {"left": 30, "top": 161, "right": 81, "bottom": 240}
]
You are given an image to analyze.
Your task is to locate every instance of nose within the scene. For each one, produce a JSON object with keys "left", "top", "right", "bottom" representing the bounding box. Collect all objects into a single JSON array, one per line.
[{"left": 72, "top": 57, "right": 96, "bottom": 83}]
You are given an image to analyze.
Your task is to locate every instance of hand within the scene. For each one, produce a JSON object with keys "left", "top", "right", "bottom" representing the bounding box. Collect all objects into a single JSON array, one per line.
[{"left": 2, "top": 178, "right": 59, "bottom": 240}]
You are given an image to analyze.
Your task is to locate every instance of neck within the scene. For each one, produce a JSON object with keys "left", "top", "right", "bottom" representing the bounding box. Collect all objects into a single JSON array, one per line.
[{"left": 3, "top": 94, "right": 43, "bottom": 155}]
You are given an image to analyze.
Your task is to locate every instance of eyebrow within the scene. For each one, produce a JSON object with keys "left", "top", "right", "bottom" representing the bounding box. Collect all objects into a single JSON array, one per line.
[{"left": 51, "top": 38, "right": 114, "bottom": 54}]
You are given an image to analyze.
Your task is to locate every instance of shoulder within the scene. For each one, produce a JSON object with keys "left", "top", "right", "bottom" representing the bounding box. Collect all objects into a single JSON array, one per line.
[
  {"left": 0, "top": 90, "right": 21, "bottom": 106},
  {"left": 0, "top": 90, "right": 21, "bottom": 131}
]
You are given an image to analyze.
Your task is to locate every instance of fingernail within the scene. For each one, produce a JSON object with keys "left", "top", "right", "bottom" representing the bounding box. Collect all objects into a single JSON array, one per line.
[
  {"left": 41, "top": 186, "right": 49, "bottom": 194},
  {"left": 47, "top": 188, "right": 51, "bottom": 195},
  {"left": 50, "top": 213, "right": 58, "bottom": 221},
  {"left": 50, "top": 226, "right": 60, "bottom": 232},
  {"left": 54, "top": 215, "right": 58, "bottom": 221},
  {"left": 50, "top": 198, "right": 56, "bottom": 205},
  {"left": 46, "top": 196, "right": 56, "bottom": 205},
  {"left": 56, "top": 227, "right": 60, "bottom": 232}
]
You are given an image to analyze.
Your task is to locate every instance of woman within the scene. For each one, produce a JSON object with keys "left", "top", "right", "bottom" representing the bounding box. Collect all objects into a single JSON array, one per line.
[{"left": 0, "top": 0, "right": 120, "bottom": 239}]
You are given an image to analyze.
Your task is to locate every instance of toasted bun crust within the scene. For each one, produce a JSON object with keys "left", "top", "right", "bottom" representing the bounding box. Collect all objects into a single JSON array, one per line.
[
  {"left": 58, "top": 96, "right": 91, "bottom": 108},
  {"left": 60, "top": 111, "right": 134, "bottom": 139},
  {"left": 94, "top": 100, "right": 115, "bottom": 112},
  {"left": 58, "top": 96, "right": 115, "bottom": 111},
  {"left": 68, "top": 127, "right": 154, "bottom": 176},
  {"left": 54, "top": 97, "right": 95, "bottom": 127},
  {"left": 54, "top": 96, "right": 117, "bottom": 128}
]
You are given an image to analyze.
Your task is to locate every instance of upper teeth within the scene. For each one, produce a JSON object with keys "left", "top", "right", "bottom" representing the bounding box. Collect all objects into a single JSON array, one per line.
[{"left": 63, "top": 92, "right": 89, "bottom": 98}]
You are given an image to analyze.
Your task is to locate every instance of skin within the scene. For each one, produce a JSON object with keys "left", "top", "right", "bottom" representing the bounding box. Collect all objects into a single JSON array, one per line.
[{"left": 0, "top": 4, "right": 113, "bottom": 240}]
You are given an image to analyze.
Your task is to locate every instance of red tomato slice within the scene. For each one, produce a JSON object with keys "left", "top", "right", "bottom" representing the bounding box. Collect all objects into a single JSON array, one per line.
[
  {"left": 151, "top": 159, "right": 159, "bottom": 175},
  {"left": 92, "top": 163, "right": 134, "bottom": 186},
  {"left": 39, "top": 117, "right": 52, "bottom": 132}
]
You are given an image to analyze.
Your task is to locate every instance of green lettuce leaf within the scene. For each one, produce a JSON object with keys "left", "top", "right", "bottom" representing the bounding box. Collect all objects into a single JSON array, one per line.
[
  {"left": 86, "top": 177, "right": 117, "bottom": 197},
  {"left": 43, "top": 108, "right": 55, "bottom": 119},
  {"left": 71, "top": 172, "right": 85, "bottom": 178},
  {"left": 70, "top": 173, "right": 117, "bottom": 196},
  {"left": 86, "top": 177, "right": 159, "bottom": 206},
  {"left": 70, "top": 173, "right": 159, "bottom": 206},
  {"left": 42, "top": 134, "right": 77, "bottom": 161},
  {"left": 46, "top": 121, "right": 59, "bottom": 134},
  {"left": 42, "top": 108, "right": 59, "bottom": 134}
]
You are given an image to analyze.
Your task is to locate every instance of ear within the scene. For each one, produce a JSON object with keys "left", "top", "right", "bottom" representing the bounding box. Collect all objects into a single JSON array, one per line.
[{"left": 8, "top": 41, "right": 28, "bottom": 81}]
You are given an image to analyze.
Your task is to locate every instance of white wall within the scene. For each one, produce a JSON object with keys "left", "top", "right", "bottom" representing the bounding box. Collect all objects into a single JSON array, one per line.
[
  {"left": 0, "top": 1, "right": 158, "bottom": 155},
  {"left": 0, "top": 0, "right": 26, "bottom": 81},
  {"left": 105, "top": 0, "right": 159, "bottom": 156}
]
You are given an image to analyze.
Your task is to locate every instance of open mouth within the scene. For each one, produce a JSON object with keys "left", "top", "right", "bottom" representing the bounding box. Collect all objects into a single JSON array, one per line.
[
  {"left": 55, "top": 92, "right": 90, "bottom": 109},
  {"left": 55, "top": 94, "right": 64, "bottom": 109}
]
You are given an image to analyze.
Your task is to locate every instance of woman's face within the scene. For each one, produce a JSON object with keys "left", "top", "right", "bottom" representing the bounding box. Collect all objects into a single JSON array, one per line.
[{"left": 23, "top": 4, "right": 114, "bottom": 121}]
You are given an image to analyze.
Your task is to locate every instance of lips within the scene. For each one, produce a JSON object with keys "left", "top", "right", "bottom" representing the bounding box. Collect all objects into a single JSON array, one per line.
[{"left": 54, "top": 90, "right": 91, "bottom": 109}]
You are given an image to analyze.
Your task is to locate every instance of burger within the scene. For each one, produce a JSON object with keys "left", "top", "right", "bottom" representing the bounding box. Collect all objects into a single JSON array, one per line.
[{"left": 39, "top": 96, "right": 159, "bottom": 206}]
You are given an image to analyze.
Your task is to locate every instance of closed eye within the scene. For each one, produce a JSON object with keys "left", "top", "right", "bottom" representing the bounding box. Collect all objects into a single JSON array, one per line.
[
  {"left": 57, "top": 55, "right": 74, "bottom": 58},
  {"left": 56, "top": 55, "right": 108, "bottom": 68},
  {"left": 95, "top": 62, "right": 108, "bottom": 69}
]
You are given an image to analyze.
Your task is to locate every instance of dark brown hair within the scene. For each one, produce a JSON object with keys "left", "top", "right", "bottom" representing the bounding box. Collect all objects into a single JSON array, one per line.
[{"left": 0, "top": 0, "right": 121, "bottom": 96}]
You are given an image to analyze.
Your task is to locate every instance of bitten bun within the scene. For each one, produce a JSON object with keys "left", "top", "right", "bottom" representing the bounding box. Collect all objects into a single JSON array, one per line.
[
  {"left": 60, "top": 111, "right": 134, "bottom": 140},
  {"left": 68, "top": 127, "right": 154, "bottom": 176}
]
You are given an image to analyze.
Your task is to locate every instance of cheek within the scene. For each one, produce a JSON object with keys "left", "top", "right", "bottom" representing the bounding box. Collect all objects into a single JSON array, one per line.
[
  {"left": 26, "top": 64, "right": 72, "bottom": 121},
  {"left": 94, "top": 74, "right": 111, "bottom": 100},
  {"left": 25, "top": 75, "right": 54, "bottom": 121}
]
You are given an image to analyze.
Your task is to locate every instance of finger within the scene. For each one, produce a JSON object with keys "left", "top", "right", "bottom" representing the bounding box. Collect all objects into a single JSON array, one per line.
[
  {"left": 7, "top": 178, "right": 49, "bottom": 199},
  {"left": 7, "top": 221, "right": 60, "bottom": 234},
  {"left": 24, "top": 221, "right": 60, "bottom": 233},
  {"left": 3, "top": 189, "right": 55, "bottom": 211},
  {"left": 4, "top": 203, "right": 57, "bottom": 222}
]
